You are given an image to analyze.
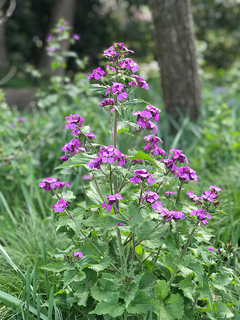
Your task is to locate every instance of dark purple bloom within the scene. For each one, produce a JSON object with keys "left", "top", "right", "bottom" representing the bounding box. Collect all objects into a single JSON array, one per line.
[
  {"left": 102, "top": 193, "right": 123, "bottom": 211},
  {"left": 39, "top": 178, "right": 70, "bottom": 191},
  {"left": 88, "top": 67, "right": 105, "bottom": 80},
  {"left": 133, "top": 106, "right": 160, "bottom": 134},
  {"left": 65, "top": 114, "right": 84, "bottom": 130},
  {"left": 105, "top": 82, "right": 128, "bottom": 101},
  {"left": 161, "top": 159, "right": 178, "bottom": 174},
  {"left": 46, "top": 34, "right": 53, "bottom": 43},
  {"left": 139, "top": 191, "right": 162, "bottom": 211},
  {"left": 128, "top": 74, "right": 149, "bottom": 90},
  {"left": 74, "top": 251, "right": 83, "bottom": 259},
  {"left": 130, "top": 169, "right": 155, "bottom": 185},
  {"left": 143, "top": 135, "right": 165, "bottom": 156},
  {"left": 103, "top": 43, "right": 134, "bottom": 60},
  {"left": 165, "top": 191, "right": 175, "bottom": 199},
  {"left": 51, "top": 199, "right": 70, "bottom": 213},
  {"left": 62, "top": 139, "right": 81, "bottom": 152},
  {"left": 176, "top": 167, "right": 198, "bottom": 182},
  {"left": 60, "top": 154, "right": 70, "bottom": 162},
  {"left": 156, "top": 207, "right": 185, "bottom": 221},
  {"left": 132, "top": 159, "right": 143, "bottom": 164},
  {"left": 99, "top": 98, "right": 114, "bottom": 109},
  {"left": 72, "top": 33, "right": 80, "bottom": 40}
]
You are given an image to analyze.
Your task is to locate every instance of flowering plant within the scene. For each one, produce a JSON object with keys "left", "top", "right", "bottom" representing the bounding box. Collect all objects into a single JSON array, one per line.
[{"left": 39, "top": 43, "right": 239, "bottom": 319}]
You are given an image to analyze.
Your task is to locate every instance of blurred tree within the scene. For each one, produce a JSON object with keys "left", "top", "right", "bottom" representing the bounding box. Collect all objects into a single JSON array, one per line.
[
  {"left": 149, "top": 0, "right": 201, "bottom": 120},
  {"left": 39, "top": 0, "right": 77, "bottom": 75}
]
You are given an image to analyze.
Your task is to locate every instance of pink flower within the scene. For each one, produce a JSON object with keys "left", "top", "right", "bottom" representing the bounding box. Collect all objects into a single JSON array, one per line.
[
  {"left": 72, "top": 33, "right": 80, "bottom": 40},
  {"left": 74, "top": 251, "right": 83, "bottom": 259},
  {"left": 208, "top": 248, "right": 214, "bottom": 252}
]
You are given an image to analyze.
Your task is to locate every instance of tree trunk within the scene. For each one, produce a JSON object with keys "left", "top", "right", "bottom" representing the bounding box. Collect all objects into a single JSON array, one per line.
[
  {"left": 149, "top": 0, "right": 201, "bottom": 121},
  {"left": 0, "top": 23, "right": 8, "bottom": 70},
  {"left": 39, "top": 0, "right": 77, "bottom": 76}
]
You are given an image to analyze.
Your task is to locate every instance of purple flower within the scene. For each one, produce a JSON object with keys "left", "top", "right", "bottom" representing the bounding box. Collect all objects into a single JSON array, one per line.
[
  {"left": 103, "top": 43, "right": 134, "bottom": 60},
  {"left": 106, "top": 63, "right": 115, "bottom": 72},
  {"left": 10, "top": 123, "right": 16, "bottom": 128},
  {"left": 208, "top": 248, "right": 214, "bottom": 252},
  {"left": 161, "top": 159, "right": 178, "bottom": 174},
  {"left": 18, "top": 117, "right": 25, "bottom": 123},
  {"left": 62, "top": 139, "right": 81, "bottom": 152},
  {"left": 209, "top": 185, "right": 221, "bottom": 193},
  {"left": 106, "top": 82, "right": 128, "bottom": 101},
  {"left": 132, "top": 159, "right": 143, "bottom": 164},
  {"left": 39, "top": 178, "right": 70, "bottom": 191},
  {"left": 48, "top": 46, "right": 56, "bottom": 52},
  {"left": 176, "top": 167, "right": 198, "bottom": 182},
  {"left": 119, "top": 58, "right": 139, "bottom": 73},
  {"left": 190, "top": 208, "right": 211, "bottom": 225},
  {"left": 59, "top": 25, "right": 65, "bottom": 31},
  {"left": 46, "top": 34, "right": 53, "bottom": 43},
  {"left": 143, "top": 135, "right": 165, "bottom": 156},
  {"left": 102, "top": 193, "right": 123, "bottom": 211},
  {"left": 199, "top": 190, "right": 218, "bottom": 203},
  {"left": 82, "top": 175, "right": 91, "bottom": 180},
  {"left": 74, "top": 251, "right": 83, "bottom": 259},
  {"left": 139, "top": 191, "right": 162, "bottom": 210},
  {"left": 186, "top": 191, "right": 199, "bottom": 202},
  {"left": 51, "top": 199, "right": 70, "bottom": 213},
  {"left": 133, "top": 106, "right": 160, "bottom": 134},
  {"left": 130, "top": 169, "right": 155, "bottom": 185},
  {"left": 72, "top": 33, "right": 80, "bottom": 40},
  {"left": 65, "top": 114, "right": 84, "bottom": 130},
  {"left": 60, "top": 154, "right": 70, "bottom": 162},
  {"left": 99, "top": 98, "right": 114, "bottom": 109},
  {"left": 129, "top": 75, "right": 149, "bottom": 90},
  {"left": 168, "top": 149, "right": 188, "bottom": 164},
  {"left": 85, "top": 132, "right": 95, "bottom": 140},
  {"left": 156, "top": 207, "right": 185, "bottom": 221},
  {"left": 165, "top": 191, "right": 175, "bottom": 199},
  {"left": 116, "top": 222, "right": 124, "bottom": 226},
  {"left": 88, "top": 67, "right": 105, "bottom": 80}
]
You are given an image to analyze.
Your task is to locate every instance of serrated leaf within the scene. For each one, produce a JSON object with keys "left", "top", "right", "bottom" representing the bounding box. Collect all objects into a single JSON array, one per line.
[
  {"left": 53, "top": 190, "right": 76, "bottom": 201},
  {"left": 155, "top": 280, "right": 170, "bottom": 302},
  {"left": 86, "top": 181, "right": 110, "bottom": 207},
  {"left": 178, "top": 275, "right": 195, "bottom": 301},
  {"left": 89, "top": 256, "right": 111, "bottom": 272},
  {"left": 41, "top": 261, "right": 68, "bottom": 272},
  {"left": 127, "top": 290, "right": 160, "bottom": 314},
  {"left": 64, "top": 269, "right": 85, "bottom": 288},
  {"left": 164, "top": 293, "right": 184, "bottom": 319},
  {"left": 56, "top": 153, "right": 96, "bottom": 169},
  {"left": 74, "top": 283, "right": 90, "bottom": 307},
  {"left": 197, "top": 282, "right": 210, "bottom": 299},
  {"left": 188, "top": 261, "right": 204, "bottom": 287},
  {"left": 215, "top": 300, "right": 234, "bottom": 318},
  {"left": 90, "top": 294, "right": 125, "bottom": 317},
  {"left": 212, "top": 273, "right": 232, "bottom": 291},
  {"left": 91, "top": 282, "right": 118, "bottom": 302}
]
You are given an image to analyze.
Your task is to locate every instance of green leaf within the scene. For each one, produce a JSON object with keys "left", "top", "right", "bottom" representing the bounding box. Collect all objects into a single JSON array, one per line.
[
  {"left": 127, "top": 149, "right": 158, "bottom": 165},
  {"left": 178, "top": 275, "right": 196, "bottom": 302},
  {"left": 188, "top": 261, "right": 204, "bottom": 287},
  {"left": 64, "top": 269, "right": 85, "bottom": 288},
  {"left": 155, "top": 280, "right": 170, "bottom": 302},
  {"left": 41, "top": 261, "right": 68, "bottom": 272},
  {"left": 54, "top": 289, "right": 75, "bottom": 309},
  {"left": 86, "top": 181, "right": 110, "bottom": 207},
  {"left": 163, "top": 293, "right": 184, "bottom": 320},
  {"left": 212, "top": 273, "right": 232, "bottom": 291},
  {"left": 90, "top": 294, "right": 125, "bottom": 317},
  {"left": 127, "top": 290, "right": 160, "bottom": 314},
  {"left": 139, "top": 273, "right": 157, "bottom": 291},
  {"left": 56, "top": 153, "right": 96, "bottom": 169},
  {"left": 128, "top": 201, "right": 143, "bottom": 227},
  {"left": 53, "top": 190, "right": 76, "bottom": 201},
  {"left": 215, "top": 300, "right": 234, "bottom": 318},
  {"left": 89, "top": 256, "right": 111, "bottom": 272},
  {"left": 91, "top": 282, "right": 118, "bottom": 302},
  {"left": 90, "top": 84, "right": 108, "bottom": 95},
  {"left": 197, "top": 282, "right": 210, "bottom": 299},
  {"left": 74, "top": 283, "right": 90, "bottom": 307}
]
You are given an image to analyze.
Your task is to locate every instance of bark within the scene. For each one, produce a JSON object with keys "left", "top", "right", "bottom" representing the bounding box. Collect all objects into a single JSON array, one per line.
[
  {"left": 149, "top": 0, "right": 201, "bottom": 121},
  {"left": 39, "top": 0, "right": 77, "bottom": 76},
  {"left": 0, "top": 23, "right": 8, "bottom": 70}
]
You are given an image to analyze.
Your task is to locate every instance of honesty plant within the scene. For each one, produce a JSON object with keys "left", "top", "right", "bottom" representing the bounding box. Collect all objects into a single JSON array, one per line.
[{"left": 38, "top": 43, "right": 238, "bottom": 319}]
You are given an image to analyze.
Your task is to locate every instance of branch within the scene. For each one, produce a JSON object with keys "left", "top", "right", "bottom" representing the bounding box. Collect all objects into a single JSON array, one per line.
[{"left": 0, "top": 0, "right": 16, "bottom": 25}]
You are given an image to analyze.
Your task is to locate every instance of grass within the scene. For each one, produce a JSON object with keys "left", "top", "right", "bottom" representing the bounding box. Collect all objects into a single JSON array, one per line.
[{"left": 1, "top": 73, "right": 240, "bottom": 318}]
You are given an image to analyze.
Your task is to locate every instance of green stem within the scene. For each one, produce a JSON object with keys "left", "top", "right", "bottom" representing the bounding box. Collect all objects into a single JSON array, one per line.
[
  {"left": 150, "top": 245, "right": 162, "bottom": 274},
  {"left": 135, "top": 221, "right": 163, "bottom": 247},
  {"left": 175, "top": 183, "right": 183, "bottom": 205},
  {"left": 116, "top": 228, "right": 125, "bottom": 273},
  {"left": 92, "top": 172, "right": 105, "bottom": 202},
  {"left": 131, "top": 227, "right": 135, "bottom": 271},
  {"left": 169, "top": 228, "right": 196, "bottom": 285},
  {"left": 119, "top": 161, "right": 133, "bottom": 192}
]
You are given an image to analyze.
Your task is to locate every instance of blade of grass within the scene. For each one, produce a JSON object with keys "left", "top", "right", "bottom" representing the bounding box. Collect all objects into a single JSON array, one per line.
[{"left": 0, "top": 191, "right": 17, "bottom": 225}]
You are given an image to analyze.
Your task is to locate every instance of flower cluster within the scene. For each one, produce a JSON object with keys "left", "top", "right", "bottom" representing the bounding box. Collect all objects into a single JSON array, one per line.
[
  {"left": 157, "top": 207, "right": 185, "bottom": 221},
  {"left": 130, "top": 169, "right": 155, "bottom": 185},
  {"left": 187, "top": 185, "right": 221, "bottom": 207},
  {"left": 60, "top": 139, "right": 86, "bottom": 162},
  {"left": 176, "top": 167, "right": 198, "bottom": 182},
  {"left": 106, "top": 82, "right": 128, "bottom": 101},
  {"left": 161, "top": 149, "right": 189, "bottom": 174},
  {"left": 103, "top": 42, "right": 134, "bottom": 60},
  {"left": 129, "top": 75, "right": 149, "bottom": 90},
  {"left": 143, "top": 135, "right": 165, "bottom": 156},
  {"left": 87, "top": 67, "right": 105, "bottom": 80},
  {"left": 133, "top": 105, "right": 160, "bottom": 134},
  {"left": 139, "top": 191, "right": 162, "bottom": 211},
  {"left": 119, "top": 59, "right": 139, "bottom": 73},
  {"left": 39, "top": 178, "right": 70, "bottom": 191},
  {"left": 102, "top": 193, "right": 123, "bottom": 211},
  {"left": 51, "top": 199, "right": 70, "bottom": 213},
  {"left": 65, "top": 114, "right": 84, "bottom": 130},
  {"left": 190, "top": 208, "right": 212, "bottom": 225},
  {"left": 87, "top": 145, "right": 129, "bottom": 170}
]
